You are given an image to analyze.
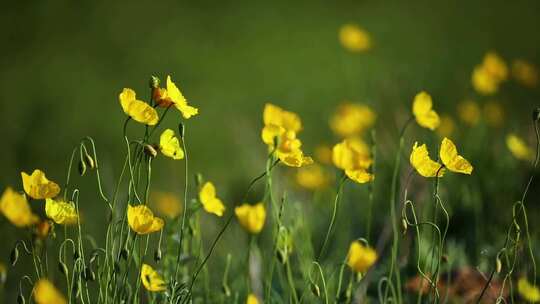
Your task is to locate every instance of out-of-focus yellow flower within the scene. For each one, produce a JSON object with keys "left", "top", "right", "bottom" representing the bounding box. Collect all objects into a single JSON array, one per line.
[
  {"left": 329, "top": 102, "right": 376, "bottom": 137},
  {"left": 151, "top": 192, "right": 182, "bottom": 219},
  {"left": 45, "top": 199, "right": 78, "bottom": 225},
  {"left": 332, "top": 138, "right": 374, "bottom": 184},
  {"left": 141, "top": 264, "right": 166, "bottom": 292},
  {"left": 127, "top": 204, "right": 164, "bottom": 235},
  {"left": 457, "top": 100, "right": 481, "bottom": 126},
  {"left": 35, "top": 220, "right": 51, "bottom": 239},
  {"left": 21, "top": 169, "right": 60, "bottom": 200},
  {"left": 436, "top": 115, "right": 455, "bottom": 138},
  {"left": 512, "top": 59, "right": 539, "bottom": 88},
  {"left": 506, "top": 134, "right": 533, "bottom": 161},
  {"left": 34, "top": 279, "right": 67, "bottom": 304},
  {"left": 518, "top": 277, "right": 540, "bottom": 303},
  {"left": 199, "top": 182, "right": 225, "bottom": 217},
  {"left": 296, "top": 163, "right": 331, "bottom": 190},
  {"left": 159, "top": 129, "right": 184, "bottom": 160},
  {"left": 0, "top": 187, "right": 39, "bottom": 227},
  {"left": 261, "top": 103, "right": 312, "bottom": 167},
  {"left": 471, "top": 52, "right": 508, "bottom": 95},
  {"left": 412, "top": 91, "right": 440, "bottom": 130},
  {"left": 339, "top": 24, "right": 371, "bottom": 52},
  {"left": 235, "top": 203, "right": 266, "bottom": 234},
  {"left": 483, "top": 101, "right": 505, "bottom": 127},
  {"left": 315, "top": 144, "right": 333, "bottom": 165},
  {"left": 154, "top": 75, "right": 198, "bottom": 119},
  {"left": 440, "top": 138, "right": 473, "bottom": 174},
  {"left": 247, "top": 294, "right": 259, "bottom": 304},
  {"left": 410, "top": 142, "right": 445, "bottom": 178},
  {"left": 119, "top": 88, "right": 159, "bottom": 125},
  {"left": 347, "top": 241, "right": 377, "bottom": 273}
]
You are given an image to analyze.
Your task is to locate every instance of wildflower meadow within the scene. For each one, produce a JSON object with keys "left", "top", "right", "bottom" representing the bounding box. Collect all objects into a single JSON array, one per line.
[{"left": 1, "top": 1, "right": 540, "bottom": 303}]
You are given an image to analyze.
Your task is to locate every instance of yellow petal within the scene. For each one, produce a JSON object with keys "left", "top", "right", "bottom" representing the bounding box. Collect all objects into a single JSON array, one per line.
[
  {"left": 159, "top": 129, "right": 184, "bottom": 160},
  {"left": 34, "top": 279, "right": 67, "bottom": 304},
  {"left": 151, "top": 192, "right": 182, "bottom": 219},
  {"left": 410, "top": 142, "right": 445, "bottom": 178},
  {"left": 167, "top": 76, "right": 199, "bottom": 119},
  {"left": 263, "top": 103, "right": 302, "bottom": 132},
  {"left": 127, "top": 204, "right": 163, "bottom": 234},
  {"left": 347, "top": 241, "right": 377, "bottom": 273},
  {"left": 329, "top": 102, "right": 376, "bottom": 137},
  {"left": 439, "top": 138, "right": 473, "bottom": 174},
  {"left": 345, "top": 169, "right": 374, "bottom": 184},
  {"left": 199, "top": 182, "right": 225, "bottom": 217},
  {"left": 472, "top": 65, "right": 499, "bottom": 95},
  {"left": 512, "top": 59, "right": 539, "bottom": 88},
  {"left": 141, "top": 264, "right": 166, "bottom": 292},
  {"left": 296, "top": 163, "right": 331, "bottom": 190},
  {"left": 247, "top": 294, "right": 260, "bottom": 304},
  {"left": 339, "top": 24, "right": 371, "bottom": 52},
  {"left": 261, "top": 124, "right": 285, "bottom": 146},
  {"left": 412, "top": 91, "right": 440, "bottom": 130},
  {"left": 235, "top": 203, "right": 266, "bottom": 234},
  {"left": 506, "top": 134, "right": 533, "bottom": 161},
  {"left": 518, "top": 277, "right": 540, "bottom": 303},
  {"left": 0, "top": 187, "right": 39, "bottom": 227},
  {"left": 45, "top": 198, "right": 78, "bottom": 225},
  {"left": 119, "top": 88, "right": 159, "bottom": 125},
  {"left": 21, "top": 169, "right": 60, "bottom": 200}
]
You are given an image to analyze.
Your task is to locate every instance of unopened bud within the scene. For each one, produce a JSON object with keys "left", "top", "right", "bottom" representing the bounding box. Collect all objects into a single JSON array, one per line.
[
  {"left": 84, "top": 267, "right": 96, "bottom": 282},
  {"left": 78, "top": 160, "right": 87, "bottom": 176},
  {"left": 402, "top": 218, "right": 408, "bottom": 234},
  {"left": 10, "top": 247, "right": 19, "bottom": 266},
  {"left": 178, "top": 123, "right": 185, "bottom": 139},
  {"left": 149, "top": 76, "right": 160, "bottom": 89},
  {"left": 120, "top": 248, "right": 129, "bottom": 260},
  {"left": 496, "top": 257, "right": 502, "bottom": 273},
  {"left": 59, "top": 262, "right": 69, "bottom": 277},
  {"left": 84, "top": 154, "right": 95, "bottom": 169},
  {"left": 221, "top": 284, "right": 231, "bottom": 297},
  {"left": 533, "top": 107, "right": 540, "bottom": 122},
  {"left": 144, "top": 145, "right": 158, "bottom": 158},
  {"left": 74, "top": 250, "right": 80, "bottom": 261},
  {"left": 310, "top": 282, "right": 321, "bottom": 297},
  {"left": 17, "top": 293, "right": 25, "bottom": 304},
  {"left": 277, "top": 250, "right": 286, "bottom": 264},
  {"left": 154, "top": 249, "right": 162, "bottom": 262}
]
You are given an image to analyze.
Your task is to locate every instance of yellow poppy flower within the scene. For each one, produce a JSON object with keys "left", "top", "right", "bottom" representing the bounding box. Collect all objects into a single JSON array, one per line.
[
  {"left": 45, "top": 198, "right": 78, "bottom": 225},
  {"left": 235, "top": 203, "right": 266, "bottom": 234},
  {"left": 339, "top": 24, "right": 371, "bottom": 52},
  {"left": 141, "top": 264, "right": 166, "bottom": 292},
  {"left": 34, "top": 279, "right": 67, "bottom": 304},
  {"left": 332, "top": 138, "right": 374, "bottom": 183},
  {"left": 163, "top": 75, "right": 199, "bottom": 119},
  {"left": 247, "top": 294, "right": 259, "bottom": 304},
  {"left": 410, "top": 142, "right": 445, "bottom": 178},
  {"left": 483, "top": 52, "right": 508, "bottom": 82},
  {"left": 439, "top": 138, "right": 473, "bottom": 174},
  {"left": 21, "top": 169, "right": 60, "bottom": 200},
  {"left": 506, "top": 134, "right": 533, "bottom": 161},
  {"left": 483, "top": 101, "right": 505, "bottom": 127},
  {"left": 159, "top": 129, "right": 184, "bottom": 160},
  {"left": 457, "top": 100, "right": 481, "bottom": 126},
  {"left": 296, "top": 163, "right": 331, "bottom": 190},
  {"left": 518, "top": 277, "right": 540, "bottom": 303},
  {"left": 199, "top": 182, "right": 226, "bottom": 217},
  {"left": 472, "top": 65, "right": 499, "bottom": 95},
  {"left": 512, "top": 59, "right": 539, "bottom": 88},
  {"left": 436, "top": 114, "right": 455, "bottom": 138},
  {"left": 347, "top": 241, "right": 377, "bottom": 273},
  {"left": 263, "top": 103, "right": 302, "bottom": 133},
  {"left": 412, "top": 91, "right": 440, "bottom": 130},
  {"left": 127, "top": 204, "right": 164, "bottom": 235},
  {"left": 151, "top": 192, "right": 182, "bottom": 219},
  {"left": 119, "top": 88, "right": 159, "bottom": 125},
  {"left": 275, "top": 131, "right": 313, "bottom": 167},
  {"left": 329, "top": 102, "right": 376, "bottom": 137},
  {"left": 0, "top": 187, "right": 39, "bottom": 227}
]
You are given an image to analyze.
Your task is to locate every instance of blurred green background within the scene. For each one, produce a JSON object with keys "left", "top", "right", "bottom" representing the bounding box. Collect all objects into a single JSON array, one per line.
[{"left": 1, "top": 0, "right": 540, "bottom": 301}]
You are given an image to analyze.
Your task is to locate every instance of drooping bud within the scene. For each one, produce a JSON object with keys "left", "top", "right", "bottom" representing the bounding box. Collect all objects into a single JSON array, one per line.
[
  {"left": 496, "top": 256, "right": 502, "bottom": 273},
  {"left": 221, "top": 284, "right": 231, "bottom": 297},
  {"left": 59, "top": 262, "right": 69, "bottom": 277},
  {"left": 154, "top": 249, "right": 162, "bottom": 263},
  {"left": 178, "top": 123, "right": 185, "bottom": 139},
  {"left": 84, "top": 267, "right": 96, "bottom": 282},
  {"left": 533, "top": 107, "right": 540, "bottom": 122},
  {"left": 310, "top": 282, "right": 321, "bottom": 297},
  {"left": 84, "top": 154, "right": 95, "bottom": 169},
  {"left": 144, "top": 145, "right": 158, "bottom": 158},
  {"left": 78, "top": 160, "right": 87, "bottom": 176},
  {"left": 149, "top": 76, "right": 160, "bottom": 89},
  {"left": 402, "top": 218, "right": 408, "bottom": 234},
  {"left": 120, "top": 248, "right": 129, "bottom": 260},
  {"left": 17, "top": 293, "right": 25, "bottom": 304},
  {"left": 10, "top": 247, "right": 19, "bottom": 266}
]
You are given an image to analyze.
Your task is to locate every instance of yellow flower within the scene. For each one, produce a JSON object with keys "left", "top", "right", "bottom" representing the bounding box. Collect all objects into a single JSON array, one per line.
[
  {"left": 119, "top": 88, "right": 159, "bottom": 125},
  {"left": 159, "top": 129, "right": 184, "bottom": 160},
  {"left": 127, "top": 204, "right": 164, "bottom": 235},
  {"left": 199, "top": 182, "right": 226, "bottom": 217},
  {"left": 261, "top": 103, "right": 312, "bottom": 167},
  {"left": 34, "top": 279, "right": 67, "bottom": 304},
  {"left": 483, "top": 101, "right": 505, "bottom": 127},
  {"left": 339, "top": 24, "right": 371, "bottom": 52},
  {"left": 410, "top": 142, "right": 445, "bottom": 178},
  {"left": 332, "top": 138, "right": 374, "bottom": 184},
  {"left": 329, "top": 102, "right": 376, "bottom": 137},
  {"left": 0, "top": 187, "right": 39, "bottom": 227},
  {"left": 141, "top": 264, "right": 166, "bottom": 292},
  {"left": 21, "top": 169, "right": 60, "bottom": 200},
  {"left": 347, "top": 241, "right": 377, "bottom": 273},
  {"left": 506, "top": 134, "right": 533, "bottom": 161},
  {"left": 247, "top": 294, "right": 259, "bottom": 304},
  {"left": 154, "top": 75, "right": 198, "bottom": 119},
  {"left": 412, "top": 91, "right": 440, "bottom": 130},
  {"left": 296, "top": 163, "right": 331, "bottom": 190},
  {"left": 45, "top": 198, "right": 78, "bottom": 225},
  {"left": 440, "top": 138, "right": 473, "bottom": 174},
  {"left": 436, "top": 114, "right": 455, "bottom": 138},
  {"left": 235, "top": 203, "right": 266, "bottom": 234},
  {"left": 35, "top": 220, "right": 52, "bottom": 239},
  {"left": 457, "top": 100, "right": 481, "bottom": 126},
  {"left": 482, "top": 52, "right": 508, "bottom": 82},
  {"left": 472, "top": 65, "right": 499, "bottom": 95},
  {"left": 512, "top": 59, "right": 539, "bottom": 88},
  {"left": 518, "top": 277, "right": 540, "bottom": 303},
  {"left": 151, "top": 192, "right": 182, "bottom": 219},
  {"left": 315, "top": 144, "right": 333, "bottom": 165}
]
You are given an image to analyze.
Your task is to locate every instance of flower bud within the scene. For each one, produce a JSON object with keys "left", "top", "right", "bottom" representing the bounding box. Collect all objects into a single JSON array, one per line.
[
  {"left": 402, "top": 218, "right": 408, "bottom": 234},
  {"left": 154, "top": 249, "right": 162, "bottom": 263},
  {"left": 120, "top": 248, "right": 129, "bottom": 260},
  {"left": 496, "top": 257, "right": 502, "bottom": 273},
  {"left": 78, "top": 160, "right": 87, "bottom": 176},
  {"left": 10, "top": 247, "right": 19, "bottom": 266},
  {"left": 310, "top": 282, "right": 321, "bottom": 297},
  {"left": 84, "top": 154, "right": 95, "bottom": 169},
  {"left": 144, "top": 145, "right": 158, "bottom": 158},
  {"left": 221, "top": 284, "right": 231, "bottom": 297},
  {"left": 74, "top": 250, "right": 80, "bottom": 261},
  {"left": 178, "top": 123, "right": 185, "bottom": 139},
  {"left": 149, "top": 76, "right": 160, "bottom": 89},
  {"left": 17, "top": 293, "right": 25, "bottom": 304},
  {"left": 59, "top": 262, "right": 69, "bottom": 277},
  {"left": 84, "top": 267, "right": 96, "bottom": 282}
]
